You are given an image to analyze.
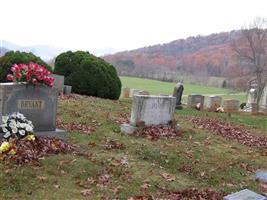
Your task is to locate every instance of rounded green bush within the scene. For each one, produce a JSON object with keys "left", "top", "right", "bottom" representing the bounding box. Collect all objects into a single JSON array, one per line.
[
  {"left": 54, "top": 51, "right": 121, "bottom": 100},
  {"left": 0, "top": 51, "right": 52, "bottom": 82}
]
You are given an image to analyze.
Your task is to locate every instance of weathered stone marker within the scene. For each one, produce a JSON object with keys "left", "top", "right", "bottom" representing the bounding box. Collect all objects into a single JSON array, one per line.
[
  {"left": 187, "top": 94, "right": 204, "bottom": 110},
  {"left": 122, "top": 87, "right": 130, "bottom": 98},
  {"left": 121, "top": 95, "right": 176, "bottom": 134},
  {"left": 51, "top": 74, "right": 65, "bottom": 94},
  {"left": 172, "top": 82, "right": 184, "bottom": 108},
  {"left": 205, "top": 95, "right": 222, "bottom": 111},
  {"left": 130, "top": 95, "right": 176, "bottom": 126},
  {"left": 0, "top": 83, "right": 66, "bottom": 140},
  {"left": 223, "top": 99, "right": 240, "bottom": 113},
  {"left": 224, "top": 189, "right": 266, "bottom": 200},
  {"left": 63, "top": 85, "right": 72, "bottom": 95}
]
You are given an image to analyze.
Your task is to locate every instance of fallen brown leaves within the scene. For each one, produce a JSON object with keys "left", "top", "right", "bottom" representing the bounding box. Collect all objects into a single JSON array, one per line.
[
  {"left": 102, "top": 139, "right": 126, "bottom": 150},
  {"left": 0, "top": 137, "right": 75, "bottom": 164},
  {"left": 133, "top": 125, "right": 182, "bottom": 140},
  {"left": 129, "top": 188, "right": 226, "bottom": 200},
  {"left": 59, "top": 94, "right": 82, "bottom": 101},
  {"left": 187, "top": 116, "right": 267, "bottom": 148},
  {"left": 56, "top": 119, "right": 94, "bottom": 135}
]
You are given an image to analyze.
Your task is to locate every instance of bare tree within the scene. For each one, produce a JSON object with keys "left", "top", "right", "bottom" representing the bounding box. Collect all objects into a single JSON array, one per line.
[{"left": 232, "top": 17, "right": 267, "bottom": 109}]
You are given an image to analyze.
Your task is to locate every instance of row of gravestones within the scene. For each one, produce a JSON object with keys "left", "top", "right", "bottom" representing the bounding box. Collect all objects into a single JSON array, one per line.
[
  {"left": 51, "top": 74, "right": 72, "bottom": 95},
  {"left": 123, "top": 87, "right": 240, "bottom": 113},
  {"left": 0, "top": 74, "right": 71, "bottom": 140},
  {"left": 120, "top": 92, "right": 267, "bottom": 199},
  {"left": 187, "top": 94, "right": 241, "bottom": 113}
]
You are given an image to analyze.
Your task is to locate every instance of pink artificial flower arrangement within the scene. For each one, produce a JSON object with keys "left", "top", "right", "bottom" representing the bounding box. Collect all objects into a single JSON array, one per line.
[{"left": 6, "top": 62, "right": 55, "bottom": 87}]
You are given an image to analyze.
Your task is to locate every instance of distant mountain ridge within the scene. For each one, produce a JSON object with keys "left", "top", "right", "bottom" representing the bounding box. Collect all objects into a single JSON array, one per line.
[
  {"left": 103, "top": 30, "right": 242, "bottom": 81},
  {"left": 0, "top": 40, "right": 68, "bottom": 61},
  {"left": 0, "top": 40, "right": 118, "bottom": 61}
]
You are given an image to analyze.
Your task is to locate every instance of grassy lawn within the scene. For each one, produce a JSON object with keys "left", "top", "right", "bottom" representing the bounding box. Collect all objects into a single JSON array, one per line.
[
  {"left": 120, "top": 76, "right": 246, "bottom": 102},
  {"left": 0, "top": 96, "right": 266, "bottom": 199}
]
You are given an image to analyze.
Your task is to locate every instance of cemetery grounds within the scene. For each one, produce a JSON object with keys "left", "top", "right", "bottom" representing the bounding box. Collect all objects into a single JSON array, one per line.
[
  {"left": 0, "top": 93, "right": 266, "bottom": 199},
  {"left": 120, "top": 76, "right": 246, "bottom": 102}
]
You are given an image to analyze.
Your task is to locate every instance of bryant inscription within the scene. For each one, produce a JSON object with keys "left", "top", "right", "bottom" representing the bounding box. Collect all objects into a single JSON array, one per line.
[{"left": 17, "top": 100, "right": 45, "bottom": 110}]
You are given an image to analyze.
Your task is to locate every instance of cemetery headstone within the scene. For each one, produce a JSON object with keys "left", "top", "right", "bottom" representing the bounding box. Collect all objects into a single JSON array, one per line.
[
  {"left": 224, "top": 189, "right": 266, "bottom": 200},
  {"left": 63, "top": 85, "right": 72, "bottom": 95},
  {"left": 0, "top": 83, "right": 66, "bottom": 140},
  {"left": 172, "top": 82, "right": 184, "bottom": 108},
  {"left": 51, "top": 74, "right": 65, "bottom": 94},
  {"left": 122, "top": 87, "right": 130, "bottom": 98},
  {"left": 205, "top": 95, "right": 222, "bottom": 111},
  {"left": 121, "top": 95, "right": 176, "bottom": 134},
  {"left": 187, "top": 94, "right": 204, "bottom": 110},
  {"left": 247, "top": 88, "right": 257, "bottom": 105},
  {"left": 223, "top": 99, "right": 240, "bottom": 113},
  {"left": 130, "top": 95, "right": 176, "bottom": 126}
]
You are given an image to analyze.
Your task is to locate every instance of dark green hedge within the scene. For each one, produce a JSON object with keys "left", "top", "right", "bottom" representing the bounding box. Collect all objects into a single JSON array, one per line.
[
  {"left": 0, "top": 51, "right": 51, "bottom": 82},
  {"left": 54, "top": 51, "right": 121, "bottom": 100}
]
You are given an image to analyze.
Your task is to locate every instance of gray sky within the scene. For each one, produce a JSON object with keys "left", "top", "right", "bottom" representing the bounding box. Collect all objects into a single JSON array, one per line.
[{"left": 0, "top": 0, "right": 266, "bottom": 54}]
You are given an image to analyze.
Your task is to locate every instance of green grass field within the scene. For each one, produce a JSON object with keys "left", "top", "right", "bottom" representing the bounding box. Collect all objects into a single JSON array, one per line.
[
  {"left": 120, "top": 76, "right": 246, "bottom": 102},
  {"left": 0, "top": 96, "right": 266, "bottom": 199}
]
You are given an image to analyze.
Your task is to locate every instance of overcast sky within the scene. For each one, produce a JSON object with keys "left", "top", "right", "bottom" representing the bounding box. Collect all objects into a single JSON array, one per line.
[{"left": 0, "top": 0, "right": 266, "bottom": 54}]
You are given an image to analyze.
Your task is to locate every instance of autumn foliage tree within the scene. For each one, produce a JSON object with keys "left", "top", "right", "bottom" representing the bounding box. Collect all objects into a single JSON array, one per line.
[{"left": 232, "top": 17, "right": 267, "bottom": 108}]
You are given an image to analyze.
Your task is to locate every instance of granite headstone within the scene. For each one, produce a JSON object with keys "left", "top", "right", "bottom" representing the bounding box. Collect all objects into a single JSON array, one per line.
[
  {"left": 187, "top": 94, "right": 204, "bottom": 110},
  {"left": 173, "top": 82, "right": 184, "bottom": 108},
  {"left": 51, "top": 74, "right": 65, "bottom": 94}
]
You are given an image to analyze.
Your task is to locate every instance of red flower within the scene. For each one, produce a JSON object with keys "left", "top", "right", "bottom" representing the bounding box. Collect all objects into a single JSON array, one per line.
[
  {"left": 31, "top": 78, "right": 37, "bottom": 85},
  {"left": 6, "top": 74, "right": 14, "bottom": 81},
  {"left": 6, "top": 63, "right": 54, "bottom": 87}
]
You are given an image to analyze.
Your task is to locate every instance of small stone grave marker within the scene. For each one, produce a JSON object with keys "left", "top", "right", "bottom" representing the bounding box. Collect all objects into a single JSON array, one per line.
[
  {"left": 51, "top": 74, "right": 65, "bottom": 94},
  {"left": 63, "top": 85, "right": 72, "bottom": 95},
  {"left": 223, "top": 99, "right": 240, "bottom": 113},
  {"left": 187, "top": 94, "right": 204, "bottom": 109},
  {"left": 205, "top": 95, "right": 222, "bottom": 111},
  {"left": 224, "top": 189, "right": 266, "bottom": 200},
  {"left": 122, "top": 87, "right": 130, "bottom": 98}
]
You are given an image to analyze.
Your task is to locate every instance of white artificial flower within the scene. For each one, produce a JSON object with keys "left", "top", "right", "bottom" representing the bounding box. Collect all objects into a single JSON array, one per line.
[
  {"left": 17, "top": 112, "right": 26, "bottom": 120},
  {"left": 3, "top": 131, "right": 11, "bottom": 138},
  {"left": 2, "top": 127, "right": 8, "bottom": 133},
  {"left": 19, "top": 130, "right": 25, "bottom": 136},
  {"left": 16, "top": 122, "right": 22, "bottom": 128},
  {"left": 9, "top": 121, "right": 17, "bottom": 129},
  {"left": 2, "top": 116, "right": 8, "bottom": 124},
  {"left": 25, "top": 124, "right": 33, "bottom": 132},
  {"left": 11, "top": 127, "right": 18, "bottom": 134}
]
